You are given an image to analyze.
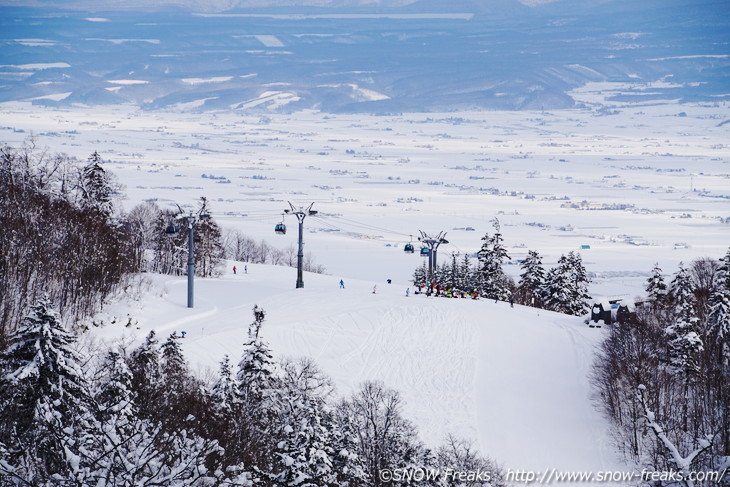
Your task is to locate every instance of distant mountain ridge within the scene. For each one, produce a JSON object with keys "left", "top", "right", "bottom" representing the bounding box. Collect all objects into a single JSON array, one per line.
[{"left": 0, "top": 0, "right": 727, "bottom": 113}]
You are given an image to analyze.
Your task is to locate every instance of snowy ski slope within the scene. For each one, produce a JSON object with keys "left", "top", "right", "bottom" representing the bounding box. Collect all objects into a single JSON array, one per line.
[{"left": 97, "top": 264, "right": 624, "bottom": 477}]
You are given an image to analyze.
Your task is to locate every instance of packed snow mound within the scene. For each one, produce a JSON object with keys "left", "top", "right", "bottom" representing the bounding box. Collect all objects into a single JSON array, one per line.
[{"left": 98, "top": 263, "right": 624, "bottom": 474}]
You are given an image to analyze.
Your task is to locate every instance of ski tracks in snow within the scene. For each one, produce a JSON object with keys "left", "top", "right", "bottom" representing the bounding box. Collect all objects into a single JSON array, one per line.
[
  {"left": 107, "top": 274, "right": 624, "bottom": 475},
  {"left": 266, "top": 298, "right": 482, "bottom": 447}
]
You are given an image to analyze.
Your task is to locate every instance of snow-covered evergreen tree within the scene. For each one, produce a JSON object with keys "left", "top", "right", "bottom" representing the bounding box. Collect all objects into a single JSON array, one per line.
[
  {"left": 90, "top": 347, "right": 228, "bottom": 486},
  {"left": 448, "top": 253, "right": 460, "bottom": 289},
  {"left": 665, "top": 263, "right": 703, "bottom": 378},
  {"left": 708, "top": 248, "right": 730, "bottom": 365},
  {"left": 0, "top": 297, "right": 94, "bottom": 483},
  {"left": 518, "top": 250, "right": 545, "bottom": 307},
  {"left": 79, "top": 151, "right": 115, "bottom": 217},
  {"left": 87, "top": 349, "right": 144, "bottom": 484},
  {"left": 234, "top": 306, "right": 282, "bottom": 471},
  {"left": 412, "top": 261, "right": 428, "bottom": 287},
  {"left": 541, "top": 252, "right": 591, "bottom": 316},
  {"left": 238, "top": 307, "right": 280, "bottom": 403},
  {"left": 645, "top": 263, "right": 668, "bottom": 307},
  {"left": 434, "top": 263, "right": 449, "bottom": 289},
  {"left": 161, "top": 332, "right": 189, "bottom": 388},
  {"left": 270, "top": 395, "right": 335, "bottom": 487},
  {"left": 128, "top": 330, "right": 162, "bottom": 418},
  {"left": 329, "top": 405, "right": 369, "bottom": 487},
  {"left": 476, "top": 219, "right": 511, "bottom": 301},
  {"left": 459, "top": 253, "right": 473, "bottom": 292},
  {"left": 212, "top": 354, "right": 238, "bottom": 419},
  {"left": 159, "top": 332, "right": 196, "bottom": 427},
  {"left": 96, "top": 349, "right": 136, "bottom": 423},
  {"left": 566, "top": 251, "right": 591, "bottom": 316}
]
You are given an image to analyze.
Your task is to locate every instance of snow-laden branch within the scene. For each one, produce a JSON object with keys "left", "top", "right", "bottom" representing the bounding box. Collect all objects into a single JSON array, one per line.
[{"left": 637, "top": 384, "right": 714, "bottom": 487}]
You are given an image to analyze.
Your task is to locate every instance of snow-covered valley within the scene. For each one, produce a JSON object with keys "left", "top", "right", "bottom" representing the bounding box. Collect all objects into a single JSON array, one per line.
[{"left": 2, "top": 87, "right": 728, "bottom": 299}]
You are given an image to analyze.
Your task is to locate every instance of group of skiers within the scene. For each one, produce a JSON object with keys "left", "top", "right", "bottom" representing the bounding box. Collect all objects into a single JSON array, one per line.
[{"left": 414, "top": 284, "right": 480, "bottom": 300}]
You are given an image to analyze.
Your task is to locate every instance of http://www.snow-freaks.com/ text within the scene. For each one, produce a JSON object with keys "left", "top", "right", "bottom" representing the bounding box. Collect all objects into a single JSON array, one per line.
[{"left": 378, "top": 467, "right": 728, "bottom": 484}]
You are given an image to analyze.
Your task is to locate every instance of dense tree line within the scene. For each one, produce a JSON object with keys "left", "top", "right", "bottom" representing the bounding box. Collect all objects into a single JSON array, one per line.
[
  {"left": 223, "top": 229, "right": 326, "bottom": 274},
  {"left": 0, "top": 302, "right": 504, "bottom": 486},
  {"left": 412, "top": 220, "right": 591, "bottom": 316},
  {"left": 592, "top": 251, "right": 730, "bottom": 486},
  {"left": 0, "top": 141, "right": 138, "bottom": 348}
]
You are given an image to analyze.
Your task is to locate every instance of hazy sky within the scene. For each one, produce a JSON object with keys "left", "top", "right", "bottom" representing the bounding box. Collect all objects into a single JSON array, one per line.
[
  {"left": 1, "top": 0, "right": 551, "bottom": 12},
  {"left": 3, "top": 0, "right": 419, "bottom": 10}
]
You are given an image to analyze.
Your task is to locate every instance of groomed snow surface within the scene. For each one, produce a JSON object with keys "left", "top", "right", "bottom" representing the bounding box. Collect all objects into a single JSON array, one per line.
[{"left": 98, "top": 263, "right": 624, "bottom": 480}]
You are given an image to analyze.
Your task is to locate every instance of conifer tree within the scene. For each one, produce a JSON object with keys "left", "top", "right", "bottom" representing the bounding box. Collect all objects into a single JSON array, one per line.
[
  {"left": 159, "top": 332, "right": 196, "bottom": 429},
  {"left": 270, "top": 395, "right": 335, "bottom": 487},
  {"left": 566, "top": 251, "right": 591, "bottom": 315},
  {"left": 476, "top": 219, "right": 511, "bottom": 301},
  {"left": 449, "top": 253, "right": 460, "bottom": 290},
  {"left": 459, "top": 253, "right": 473, "bottom": 292},
  {"left": 128, "top": 330, "right": 162, "bottom": 419},
  {"left": 96, "top": 350, "right": 136, "bottom": 423},
  {"left": 708, "top": 248, "right": 730, "bottom": 364},
  {"left": 434, "top": 263, "right": 449, "bottom": 289},
  {"left": 212, "top": 354, "right": 238, "bottom": 419},
  {"left": 238, "top": 306, "right": 280, "bottom": 403},
  {"left": 518, "top": 250, "right": 545, "bottom": 307},
  {"left": 234, "top": 305, "right": 282, "bottom": 470},
  {"left": 665, "top": 263, "right": 703, "bottom": 378},
  {"left": 542, "top": 252, "right": 591, "bottom": 316},
  {"left": 88, "top": 349, "right": 144, "bottom": 484},
  {"left": 329, "top": 404, "right": 369, "bottom": 486},
  {"left": 79, "top": 151, "right": 115, "bottom": 217},
  {"left": 542, "top": 255, "right": 573, "bottom": 314},
  {"left": 194, "top": 198, "right": 225, "bottom": 278},
  {"left": 0, "top": 298, "right": 94, "bottom": 482},
  {"left": 646, "top": 263, "right": 668, "bottom": 307},
  {"left": 412, "top": 261, "right": 428, "bottom": 288}
]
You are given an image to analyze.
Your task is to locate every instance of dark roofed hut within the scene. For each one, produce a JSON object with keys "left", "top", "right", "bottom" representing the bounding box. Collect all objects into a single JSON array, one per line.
[
  {"left": 591, "top": 301, "right": 612, "bottom": 325},
  {"left": 616, "top": 303, "right": 636, "bottom": 325}
]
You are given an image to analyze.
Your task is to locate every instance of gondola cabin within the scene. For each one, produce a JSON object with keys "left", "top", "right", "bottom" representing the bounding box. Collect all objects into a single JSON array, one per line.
[
  {"left": 404, "top": 243, "right": 415, "bottom": 253},
  {"left": 274, "top": 223, "right": 286, "bottom": 235},
  {"left": 165, "top": 225, "right": 179, "bottom": 236},
  {"left": 420, "top": 247, "right": 431, "bottom": 257}
]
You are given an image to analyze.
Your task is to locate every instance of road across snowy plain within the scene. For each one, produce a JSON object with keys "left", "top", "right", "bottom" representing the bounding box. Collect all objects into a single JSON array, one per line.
[{"left": 98, "top": 263, "right": 625, "bottom": 478}]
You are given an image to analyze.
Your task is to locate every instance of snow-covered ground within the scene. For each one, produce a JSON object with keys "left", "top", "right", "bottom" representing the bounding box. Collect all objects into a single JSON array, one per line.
[{"left": 96, "top": 264, "right": 624, "bottom": 477}]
